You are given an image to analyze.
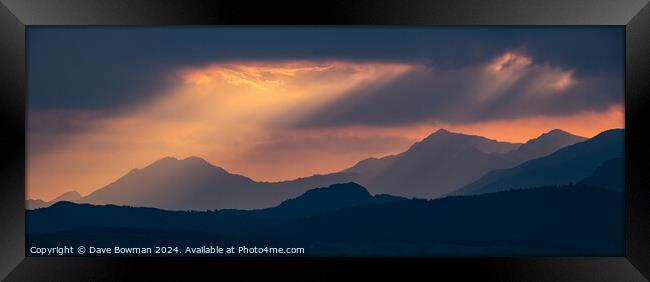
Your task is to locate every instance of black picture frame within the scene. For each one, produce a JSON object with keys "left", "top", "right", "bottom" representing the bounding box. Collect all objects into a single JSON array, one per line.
[{"left": 1, "top": 0, "right": 648, "bottom": 280}]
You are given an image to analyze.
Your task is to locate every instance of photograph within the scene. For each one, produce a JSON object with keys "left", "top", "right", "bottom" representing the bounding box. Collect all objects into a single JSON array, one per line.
[{"left": 25, "top": 27, "right": 625, "bottom": 257}]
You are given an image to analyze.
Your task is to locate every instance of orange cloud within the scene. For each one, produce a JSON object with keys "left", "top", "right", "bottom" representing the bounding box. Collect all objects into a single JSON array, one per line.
[
  {"left": 480, "top": 51, "right": 579, "bottom": 101},
  {"left": 551, "top": 70, "right": 575, "bottom": 91},
  {"left": 485, "top": 51, "right": 532, "bottom": 73}
]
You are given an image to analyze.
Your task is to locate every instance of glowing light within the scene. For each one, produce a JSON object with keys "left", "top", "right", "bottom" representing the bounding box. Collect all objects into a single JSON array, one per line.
[
  {"left": 486, "top": 52, "right": 532, "bottom": 73},
  {"left": 551, "top": 70, "right": 575, "bottom": 91}
]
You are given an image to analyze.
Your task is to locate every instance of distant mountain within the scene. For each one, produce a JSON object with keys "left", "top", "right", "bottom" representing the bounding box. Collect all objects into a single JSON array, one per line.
[
  {"left": 408, "top": 128, "right": 522, "bottom": 154},
  {"left": 503, "top": 129, "right": 586, "bottom": 163},
  {"left": 353, "top": 129, "right": 520, "bottom": 198},
  {"left": 28, "top": 184, "right": 623, "bottom": 256},
  {"left": 70, "top": 128, "right": 592, "bottom": 210},
  {"left": 579, "top": 158, "right": 624, "bottom": 192},
  {"left": 26, "top": 190, "right": 83, "bottom": 210},
  {"left": 340, "top": 129, "right": 586, "bottom": 199},
  {"left": 81, "top": 156, "right": 309, "bottom": 210},
  {"left": 51, "top": 191, "right": 82, "bottom": 202},
  {"left": 26, "top": 199, "right": 49, "bottom": 210},
  {"left": 221, "top": 182, "right": 406, "bottom": 219},
  {"left": 76, "top": 129, "right": 518, "bottom": 209},
  {"left": 340, "top": 155, "right": 397, "bottom": 184},
  {"left": 452, "top": 129, "right": 624, "bottom": 196}
]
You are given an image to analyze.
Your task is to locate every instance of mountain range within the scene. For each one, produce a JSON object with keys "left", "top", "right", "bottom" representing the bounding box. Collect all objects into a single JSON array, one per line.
[
  {"left": 451, "top": 129, "right": 623, "bottom": 196},
  {"left": 25, "top": 127, "right": 625, "bottom": 256},
  {"left": 28, "top": 128, "right": 605, "bottom": 210}
]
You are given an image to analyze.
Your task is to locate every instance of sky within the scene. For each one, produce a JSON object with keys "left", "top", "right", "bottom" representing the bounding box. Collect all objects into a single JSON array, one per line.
[{"left": 27, "top": 27, "right": 624, "bottom": 200}]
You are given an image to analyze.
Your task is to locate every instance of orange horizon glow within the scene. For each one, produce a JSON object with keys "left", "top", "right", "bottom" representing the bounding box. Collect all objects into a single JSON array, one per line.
[{"left": 27, "top": 57, "right": 624, "bottom": 201}]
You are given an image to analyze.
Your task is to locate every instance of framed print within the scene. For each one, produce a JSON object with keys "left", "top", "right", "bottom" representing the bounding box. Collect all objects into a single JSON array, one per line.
[{"left": 0, "top": 0, "right": 649, "bottom": 280}]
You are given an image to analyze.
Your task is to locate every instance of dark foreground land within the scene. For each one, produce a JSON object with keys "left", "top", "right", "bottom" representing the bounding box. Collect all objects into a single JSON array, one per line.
[{"left": 26, "top": 184, "right": 623, "bottom": 257}]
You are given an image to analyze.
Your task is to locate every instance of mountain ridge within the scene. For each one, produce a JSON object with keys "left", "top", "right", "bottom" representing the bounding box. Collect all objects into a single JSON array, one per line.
[
  {"left": 26, "top": 190, "right": 83, "bottom": 210},
  {"left": 451, "top": 129, "right": 624, "bottom": 196},
  {"left": 502, "top": 129, "right": 587, "bottom": 163},
  {"left": 69, "top": 128, "right": 604, "bottom": 210}
]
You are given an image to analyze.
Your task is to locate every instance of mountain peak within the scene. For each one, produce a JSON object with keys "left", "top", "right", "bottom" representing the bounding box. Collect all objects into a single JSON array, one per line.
[
  {"left": 541, "top": 129, "right": 575, "bottom": 138},
  {"left": 152, "top": 155, "right": 210, "bottom": 163},
  {"left": 593, "top": 128, "right": 624, "bottom": 139},
  {"left": 426, "top": 128, "right": 503, "bottom": 141},
  {"left": 502, "top": 129, "right": 587, "bottom": 163},
  {"left": 300, "top": 182, "right": 370, "bottom": 197},
  {"left": 547, "top": 128, "right": 568, "bottom": 134},
  {"left": 51, "top": 190, "right": 82, "bottom": 202},
  {"left": 80, "top": 154, "right": 261, "bottom": 210},
  {"left": 182, "top": 156, "right": 206, "bottom": 161},
  {"left": 327, "top": 182, "right": 368, "bottom": 191},
  {"left": 525, "top": 129, "right": 586, "bottom": 146},
  {"left": 421, "top": 128, "right": 465, "bottom": 142},
  {"left": 181, "top": 156, "right": 213, "bottom": 165},
  {"left": 150, "top": 156, "right": 179, "bottom": 166},
  {"left": 147, "top": 156, "right": 221, "bottom": 170},
  {"left": 426, "top": 128, "right": 465, "bottom": 139},
  {"left": 453, "top": 127, "right": 624, "bottom": 196},
  {"left": 415, "top": 128, "right": 519, "bottom": 155}
]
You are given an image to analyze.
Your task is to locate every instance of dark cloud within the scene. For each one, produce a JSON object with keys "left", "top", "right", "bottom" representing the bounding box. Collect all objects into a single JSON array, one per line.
[
  {"left": 28, "top": 26, "right": 623, "bottom": 114},
  {"left": 296, "top": 56, "right": 623, "bottom": 127}
]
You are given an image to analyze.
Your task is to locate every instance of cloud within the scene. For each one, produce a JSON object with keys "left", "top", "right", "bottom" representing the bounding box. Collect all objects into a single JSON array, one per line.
[
  {"left": 295, "top": 51, "right": 623, "bottom": 128},
  {"left": 28, "top": 27, "right": 622, "bottom": 115}
]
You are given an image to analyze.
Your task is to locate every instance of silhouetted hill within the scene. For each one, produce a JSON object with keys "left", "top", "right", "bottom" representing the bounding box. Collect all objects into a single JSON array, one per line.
[
  {"left": 221, "top": 182, "right": 406, "bottom": 219},
  {"left": 452, "top": 129, "right": 624, "bottom": 196},
  {"left": 579, "top": 158, "right": 624, "bottom": 191},
  {"left": 263, "top": 184, "right": 623, "bottom": 255},
  {"left": 27, "top": 184, "right": 623, "bottom": 256},
  {"left": 372, "top": 194, "right": 407, "bottom": 204},
  {"left": 503, "top": 129, "right": 586, "bottom": 162},
  {"left": 27, "top": 201, "right": 275, "bottom": 236}
]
